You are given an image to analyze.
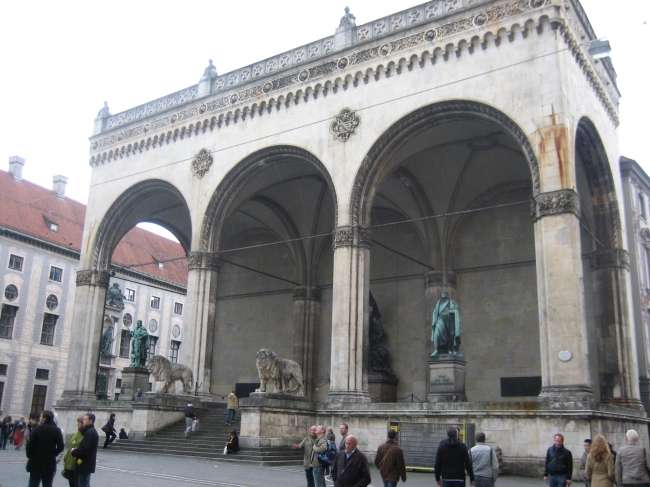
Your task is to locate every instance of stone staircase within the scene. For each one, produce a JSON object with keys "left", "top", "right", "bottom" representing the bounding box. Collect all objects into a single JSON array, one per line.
[{"left": 106, "top": 403, "right": 303, "bottom": 467}]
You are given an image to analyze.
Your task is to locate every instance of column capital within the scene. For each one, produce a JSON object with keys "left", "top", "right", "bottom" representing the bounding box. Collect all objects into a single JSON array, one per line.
[
  {"left": 589, "top": 248, "right": 630, "bottom": 270},
  {"left": 188, "top": 251, "right": 220, "bottom": 271},
  {"left": 530, "top": 189, "right": 580, "bottom": 222},
  {"left": 75, "top": 269, "right": 110, "bottom": 287},
  {"left": 424, "top": 270, "right": 457, "bottom": 289},
  {"left": 332, "top": 226, "right": 371, "bottom": 249},
  {"left": 293, "top": 286, "right": 322, "bottom": 302}
]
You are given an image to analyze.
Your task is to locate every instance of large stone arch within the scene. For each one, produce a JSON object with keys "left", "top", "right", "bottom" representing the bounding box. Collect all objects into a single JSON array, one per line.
[
  {"left": 350, "top": 100, "right": 540, "bottom": 228},
  {"left": 200, "top": 145, "right": 338, "bottom": 254},
  {"left": 91, "top": 179, "right": 192, "bottom": 271}
]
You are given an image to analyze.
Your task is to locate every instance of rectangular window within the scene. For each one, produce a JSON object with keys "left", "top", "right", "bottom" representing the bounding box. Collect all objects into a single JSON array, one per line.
[
  {"left": 8, "top": 254, "right": 23, "bottom": 271},
  {"left": 0, "top": 305, "right": 17, "bottom": 339},
  {"left": 40, "top": 313, "right": 57, "bottom": 346},
  {"left": 640, "top": 193, "right": 647, "bottom": 220},
  {"left": 174, "top": 302, "right": 183, "bottom": 315},
  {"left": 148, "top": 336, "right": 158, "bottom": 361},
  {"left": 170, "top": 340, "right": 180, "bottom": 364},
  {"left": 49, "top": 266, "right": 63, "bottom": 282},
  {"left": 115, "top": 378, "right": 122, "bottom": 389},
  {"left": 30, "top": 385, "right": 47, "bottom": 415},
  {"left": 35, "top": 368, "right": 49, "bottom": 380},
  {"left": 0, "top": 382, "right": 4, "bottom": 410},
  {"left": 125, "top": 288, "right": 135, "bottom": 302},
  {"left": 0, "top": 364, "right": 7, "bottom": 375},
  {"left": 150, "top": 296, "right": 160, "bottom": 309},
  {"left": 148, "top": 382, "right": 153, "bottom": 392},
  {"left": 500, "top": 376, "right": 542, "bottom": 397},
  {"left": 119, "top": 330, "right": 131, "bottom": 358}
]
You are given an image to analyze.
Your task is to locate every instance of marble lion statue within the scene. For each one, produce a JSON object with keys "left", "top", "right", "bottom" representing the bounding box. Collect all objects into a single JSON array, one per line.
[
  {"left": 255, "top": 349, "right": 304, "bottom": 396},
  {"left": 146, "top": 355, "right": 194, "bottom": 394}
]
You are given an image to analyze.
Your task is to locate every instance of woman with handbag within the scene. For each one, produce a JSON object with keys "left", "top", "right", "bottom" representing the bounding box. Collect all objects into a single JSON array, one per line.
[
  {"left": 225, "top": 430, "right": 239, "bottom": 454},
  {"left": 586, "top": 435, "right": 616, "bottom": 487},
  {"left": 62, "top": 416, "right": 84, "bottom": 487}
]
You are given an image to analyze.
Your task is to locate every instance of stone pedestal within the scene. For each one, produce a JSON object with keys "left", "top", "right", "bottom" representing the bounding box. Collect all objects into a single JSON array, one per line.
[
  {"left": 368, "top": 373, "right": 399, "bottom": 402},
  {"left": 121, "top": 366, "right": 150, "bottom": 401},
  {"left": 428, "top": 355, "right": 467, "bottom": 402}
]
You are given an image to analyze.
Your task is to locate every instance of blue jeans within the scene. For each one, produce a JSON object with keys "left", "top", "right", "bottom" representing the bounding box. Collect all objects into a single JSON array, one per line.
[
  {"left": 226, "top": 409, "right": 236, "bottom": 423},
  {"left": 74, "top": 471, "right": 91, "bottom": 487},
  {"left": 29, "top": 469, "right": 55, "bottom": 487},
  {"left": 383, "top": 481, "right": 398, "bottom": 487},
  {"left": 442, "top": 480, "right": 465, "bottom": 487},
  {"left": 305, "top": 467, "right": 315, "bottom": 487},
  {"left": 548, "top": 474, "right": 568, "bottom": 487},
  {"left": 313, "top": 466, "right": 326, "bottom": 487},
  {"left": 474, "top": 476, "right": 495, "bottom": 487}
]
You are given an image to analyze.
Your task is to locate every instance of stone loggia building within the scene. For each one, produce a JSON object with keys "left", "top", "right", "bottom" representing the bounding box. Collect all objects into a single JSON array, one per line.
[{"left": 59, "top": 0, "right": 647, "bottom": 474}]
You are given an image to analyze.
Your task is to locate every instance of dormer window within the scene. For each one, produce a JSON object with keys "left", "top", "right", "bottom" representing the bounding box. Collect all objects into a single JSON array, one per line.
[{"left": 49, "top": 223, "right": 59, "bottom": 233}]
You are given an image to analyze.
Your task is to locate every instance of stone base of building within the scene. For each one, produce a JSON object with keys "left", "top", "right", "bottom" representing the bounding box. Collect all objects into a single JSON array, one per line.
[
  {"left": 428, "top": 355, "right": 467, "bottom": 402},
  {"left": 55, "top": 394, "right": 205, "bottom": 440},
  {"left": 368, "top": 373, "right": 399, "bottom": 403},
  {"left": 120, "top": 366, "right": 150, "bottom": 401}
]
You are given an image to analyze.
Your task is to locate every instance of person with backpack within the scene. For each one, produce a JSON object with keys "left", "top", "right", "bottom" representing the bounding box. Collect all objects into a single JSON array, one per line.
[
  {"left": 292, "top": 425, "right": 327, "bottom": 487},
  {"left": 375, "top": 430, "right": 407, "bottom": 487},
  {"left": 469, "top": 432, "right": 499, "bottom": 487},
  {"left": 184, "top": 401, "right": 195, "bottom": 438}
]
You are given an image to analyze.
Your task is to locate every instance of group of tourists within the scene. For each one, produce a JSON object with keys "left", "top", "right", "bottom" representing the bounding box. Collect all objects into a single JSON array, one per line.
[
  {"left": 546, "top": 430, "right": 650, "bottom": 487},
  {"left": 1, "top": 415, "right": 33, "bottom": 450}
]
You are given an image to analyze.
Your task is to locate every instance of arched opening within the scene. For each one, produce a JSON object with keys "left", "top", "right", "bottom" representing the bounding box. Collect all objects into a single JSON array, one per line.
[
  {"left": 202, "top": 146, "right": 337, "bottom": 401},
  {"left": 355, "top": 101, "right": 540, "bottom": 402}
]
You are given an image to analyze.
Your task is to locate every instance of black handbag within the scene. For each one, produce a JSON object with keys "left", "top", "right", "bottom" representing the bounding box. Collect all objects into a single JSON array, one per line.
[{"left": 61, "top": 469, "right": 71, "bottom": 479}]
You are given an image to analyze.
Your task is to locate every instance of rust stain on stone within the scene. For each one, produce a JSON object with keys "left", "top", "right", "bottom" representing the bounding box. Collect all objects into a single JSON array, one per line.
[{"left": 538, "top": 106, "right": 571, "bottom": 190}]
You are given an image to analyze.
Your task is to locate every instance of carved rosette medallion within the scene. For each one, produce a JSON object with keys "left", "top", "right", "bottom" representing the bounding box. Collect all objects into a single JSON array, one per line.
[
  {"left": 530, "top": 189, "right": 580, "bottom": 221},
  {"left": 332, "top": 226, "right": 372, "bottom": 249},
  {"left": 424, "top": 270, "right": 458, "bottom": 289},
  {"left": 188, "top": 252, "right": 221, "bottom": 271},
  {"left": 589, "top": 248, "right": 630, "bottom": 270},
  {"left": 293, "top": 286, "right": 322, "bottom": 302},
  {"left": 330, "top": 108, "right": 361, "bottom": 143},
  {"left": 191, "top": 149, "right": 214, "bottom": 179}
]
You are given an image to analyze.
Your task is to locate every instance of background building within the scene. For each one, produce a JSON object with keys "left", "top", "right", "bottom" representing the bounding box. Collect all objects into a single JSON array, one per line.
[{"left": 0, "top": 156, "right": 187, "bottom": 417}]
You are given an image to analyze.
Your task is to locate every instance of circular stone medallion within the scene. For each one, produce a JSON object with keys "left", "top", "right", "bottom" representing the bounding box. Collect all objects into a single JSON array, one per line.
[
  {"left": 337, "top": 57, "right": 349, "bottom": 70},
  {"left": 262, "top": 82, "right": 273, "bottom": 94},
  {"left": 425, "top": 29, "right": 437, "bottom": 41},
  {"left": 298, "top": 70, "right": 310, "bottom": 82},
  {"left": 558, "top": 350, "right": 572, "bottom": 362},
  {"left": 172, "top": 324, "right": 181, "bottom": 338}
]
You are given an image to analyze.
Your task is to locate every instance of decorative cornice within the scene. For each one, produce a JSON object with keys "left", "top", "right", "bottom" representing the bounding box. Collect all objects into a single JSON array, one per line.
[
  {"left": 530, "top": 190, "right": 580, "bottom": 222},
  {"left": 424, "top": 270, "right": 458, "bottom": 289},
  {"left": 0, "top": 225, "right": 80, "bottom": 260},
  {"left": 293, "top": 286, "right": 322, "bottom": 302},
  {"left": 332, "top": 226, "right": 372, "bottom": 249},
  {"left": 187, "top": 251, "right": 221, "bottom": 271},
  {"left": 89, "top": 0, "right": 556, "bottom": 162},
  {"left": 75, "top": 270, "right": 110, "bottom": 288},
  {"left": 589, "top": 248, "right": 630, "bottom": 271}
]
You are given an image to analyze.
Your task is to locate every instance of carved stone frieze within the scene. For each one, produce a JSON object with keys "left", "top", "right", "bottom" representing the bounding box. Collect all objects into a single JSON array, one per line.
[
  {"left": 530, "top": 190, "right": 580, "bottom": 222},
  {"left": 332, "top": 226, "right": 372, "bottom": 249},
  {"left": 589, "top": 248, "right": 630, "bottom": 270},
  {"left": 424, "top": 270, "right": 458, "bottom": 289},
  {"left": 76, "top": 270, "right": 110, "bottom": 287},
  {"left": 330, "top": 108, "right": 361, "bottom": 142},
  {"left": 293, "top": 286, "right": 322, "bottom": 302},
  {"left": 188, "top": 251, "right": 220, "bottom": 271},
  {"left": 75, "top": 270, "right": 92, "bottom": 286},
  {"left": 94, "top": 270, "right": 111, "bottom": 288},
  {"left": 191, "top": 149, "right": 213, "bottom": 179}
]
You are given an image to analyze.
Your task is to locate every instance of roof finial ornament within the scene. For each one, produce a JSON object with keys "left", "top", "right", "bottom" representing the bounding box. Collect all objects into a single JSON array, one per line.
[
  {"left": 97, "top": 101, "right": 111, "bottom": 118},
  {"left": 339, "top": 6, "right": 356, "bottom": 28},
  {"left": 203, "top": 59, "right": 218, "bottom": 79}
]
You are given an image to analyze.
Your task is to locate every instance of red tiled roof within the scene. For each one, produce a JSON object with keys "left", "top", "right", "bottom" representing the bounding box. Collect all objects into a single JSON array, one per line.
[{"left": 0, "top": 169, "right": 187, "bottom": 286}]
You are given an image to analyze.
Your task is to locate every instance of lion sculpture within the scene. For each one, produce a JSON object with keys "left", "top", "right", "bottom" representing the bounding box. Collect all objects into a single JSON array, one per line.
[
  {"left": 146, "top": 355, "right": 194, "bottom": 394},
  {"left": 255, "top": 349, "right": 304, "bottom": 396}
]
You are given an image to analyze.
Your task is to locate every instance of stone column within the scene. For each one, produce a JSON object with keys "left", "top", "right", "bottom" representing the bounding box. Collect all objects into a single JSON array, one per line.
[
  {"left": 183, "top": 252, "right": 220, "bottom": 394},
  {"left": 60, "top": 270, "right": 110, "bottom": 400},
  {"left": 292, "top": 286, "right": 321, "bottom": 399},
  {"left": 590, "top": 248, "right": 643, "bottom": 408},
  {"left": 532, "top": 190, "right": 594, "bottom": 403},
  {"left": 328, "top": 226, "right": 372, "bottom": 403}
]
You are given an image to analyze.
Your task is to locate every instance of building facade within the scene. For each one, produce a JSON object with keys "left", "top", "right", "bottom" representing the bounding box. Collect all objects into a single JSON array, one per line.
[{"left": 0, "top": 158, "right": 187, "bottom": 417}]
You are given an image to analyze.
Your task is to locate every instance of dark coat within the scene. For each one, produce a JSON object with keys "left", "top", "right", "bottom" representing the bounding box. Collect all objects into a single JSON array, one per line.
[
  {"left": 375, "top": 439, "right": 407, "bottom": 482},
  {"left": 434, "top": 438, "right": 474, "bottom": 481},
  {"left": 544, "top": 445, "right": 573, "bottom": 478},
  {"left": 104, "top": 417, "right": 116, "bottom": 434},
  {"left": 25, "top": 422, "right": 64, "bottom": 474},
  {"left": 332, "top": 449, "right": 371, "bottom": 487},
  {"left": 71, "top": 424, "right": 99, "bottom": 474}
]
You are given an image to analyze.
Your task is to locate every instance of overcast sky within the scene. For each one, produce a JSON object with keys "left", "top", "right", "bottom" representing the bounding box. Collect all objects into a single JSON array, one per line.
[{"left": 1, "top": 1, "right": 647, "bottom": 212}]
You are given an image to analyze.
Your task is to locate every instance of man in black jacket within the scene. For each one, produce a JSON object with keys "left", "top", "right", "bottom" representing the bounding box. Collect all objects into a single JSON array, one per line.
[
  {"left": 25, "top": 410, "right": 64, "bottom": 487},
  {"left": 331, "top": 434, "right": 371, "bottom": 487},
  {"left": 102, "top": 413, "right": 117, "bottom": 449},
  {"left": 543, "top": 434, "right": 573, "bottom": 487},
  {"left": 71, "top": 413, "right": 99, "bottom": 487},
  {"left": 434, "top": 427, "right": 475, "bottom": 487}
]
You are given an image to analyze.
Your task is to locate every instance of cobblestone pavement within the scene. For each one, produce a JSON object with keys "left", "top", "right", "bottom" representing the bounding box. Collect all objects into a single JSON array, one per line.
[{"left": 0, "top": 447, "right": 567, "bottom": 487}]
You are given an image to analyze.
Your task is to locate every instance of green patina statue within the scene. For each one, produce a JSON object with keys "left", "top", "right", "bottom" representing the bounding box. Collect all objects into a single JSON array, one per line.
[
  {"left": 130, "top": 320, "right": 150, "bottom": 367},
  {"left": 106, "top": 283, "right": 125, "bottom": 308},
  {"left": 431, "top": 290, "right": 461, "bottom": 356},
  {"left": 100, "top": 325, "right": 114, "bottom": 355}
]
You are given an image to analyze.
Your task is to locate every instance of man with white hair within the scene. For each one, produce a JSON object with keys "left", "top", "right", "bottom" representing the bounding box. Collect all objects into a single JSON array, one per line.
[{"left": 615, "top": 429, "right": 650, "bottom": 487}]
